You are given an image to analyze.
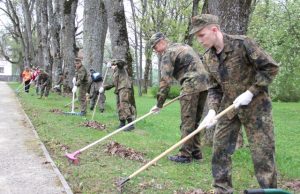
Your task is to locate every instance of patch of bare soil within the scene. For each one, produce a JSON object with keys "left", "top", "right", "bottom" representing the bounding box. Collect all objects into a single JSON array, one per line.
[
  {"left": 174, "top": 189, "right": 208, "bottom": 194},
  {"left": 104, "top": 141, "right": 146, "bottom": 163},
  {"left": 283, "top": 180, "right": 300, "bottom": 193},
  {"left": 80, "top": 121, "right": 106, "bottom": 130},
  {"left": 49, "top": 108, "right": 64, "bottom": 114}
]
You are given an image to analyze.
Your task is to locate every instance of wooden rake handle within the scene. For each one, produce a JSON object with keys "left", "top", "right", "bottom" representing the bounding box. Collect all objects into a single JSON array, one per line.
[
  {"left": 91, "top": 66, "right": 110, "bottom": 120},
  {"left": 79, "top": 95, "right": 183, "bottom": 153},
  {"left": 127, "top": 104, "right": 235, "bottom": 180}
]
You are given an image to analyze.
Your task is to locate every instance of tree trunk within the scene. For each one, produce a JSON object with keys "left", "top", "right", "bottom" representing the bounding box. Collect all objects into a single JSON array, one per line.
[
  {"left": 48, "top": 0, "right": 62, "bottom": 84},
  {"left": 183, "top": 0, "right": 200, "bottom": 46},
  {"left": 129, "top": 0, "right": 142, "bottom": 96},
  {"left": 201, "top": 0, "right": 253, "bottom": 147},
  {"left": 35, "top": 0, "right": 43, "bottom": 68},
  {"left": 83, "top": 0, "right": 108, "bottom": 74},
  {"left": 62, "top": 0, "right": 78, "bottom": 92},
  {"left": 202, "top": 0, "right": 252, "bottom": 34},
  {"left": 104, "top": 0, "right": 133, "bottom": 77},
  {"left": 143, "top": 42, "right": 152, "bottom": 93},
  {"left": 21, "top": 0, "right": 35, "bottom": 66},
  {"left": 40, "top": 0, "right": 51, "bottom": 78},
  {"left": 5, "top": 0, "right": 27, "bottom": 68}
]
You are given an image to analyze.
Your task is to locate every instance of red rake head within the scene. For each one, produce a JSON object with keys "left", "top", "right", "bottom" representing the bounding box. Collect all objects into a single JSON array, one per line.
[{"left": 65, "top": 150, "right": 81, "bottom": 164}]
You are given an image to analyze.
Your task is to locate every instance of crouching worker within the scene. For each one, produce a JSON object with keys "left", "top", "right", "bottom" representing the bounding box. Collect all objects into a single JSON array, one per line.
[
  {"left": 149, "top": 32, "right": 209, "bottom": 163},
  {"left": 37, "top": 69, "right": 50, "bottom": 99},
  {"left": 104, "top": 59, "right": 136, "bottom": 131},
  {"left": 88, "top": 69, "right": 106, "bottom": 112}
]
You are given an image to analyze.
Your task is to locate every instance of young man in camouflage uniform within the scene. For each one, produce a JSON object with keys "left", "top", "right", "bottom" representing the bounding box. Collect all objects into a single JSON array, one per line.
[
  {"left": 190, "top": 14, "right": 279, "bottom": 193},
  {"left": 37, "top": 69, "right": 50, "bottom": 99},
  {"left": 104, "top": 59, "right": 136, "bottom": 131},
  {"left": 88, "top": 69, "right": 106, "bottom": 112},
  {"left": 73, "top": 58, "right": 89, "bottom": 116},
  {"left": 149, "top": 32, "right": 209, "bottom": 163}
]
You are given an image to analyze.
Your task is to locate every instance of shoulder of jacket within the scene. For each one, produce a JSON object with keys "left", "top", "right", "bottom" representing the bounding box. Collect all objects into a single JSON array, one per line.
[{"left": 227, "top": 34, "right": 247, "bottom": 41}]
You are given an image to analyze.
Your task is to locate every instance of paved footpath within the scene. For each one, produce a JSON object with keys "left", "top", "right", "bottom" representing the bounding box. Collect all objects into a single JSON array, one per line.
[{"left": 0, "top": 81, "right": 73, "bottom": 194}]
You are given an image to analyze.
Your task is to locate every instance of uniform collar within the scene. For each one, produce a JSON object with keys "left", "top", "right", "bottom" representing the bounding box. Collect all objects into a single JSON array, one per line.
[
  {"left": 208, "top": 33, "right": 234, "bottom": 65},
  {"left": 222, "top": 33, "right": 234, "bottom": 53},
  {"left": 210, "top": 33, "right": 234, "bottom": 55}
]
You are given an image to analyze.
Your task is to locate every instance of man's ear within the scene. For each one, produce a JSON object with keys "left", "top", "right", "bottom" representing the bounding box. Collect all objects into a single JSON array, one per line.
[{"left": 212, "top": 26, "right": 218, "bottom": 32}]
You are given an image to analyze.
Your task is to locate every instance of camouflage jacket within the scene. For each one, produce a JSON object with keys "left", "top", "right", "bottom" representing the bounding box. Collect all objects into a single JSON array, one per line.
[
  {"left": 203, "top": 34, "right": 279, "bottom": 118},
  {"left": 75, "top": 65, "right": 88, "bottom": 86},
  {"left": 157, "top": 42, "right": 209, "bottom": 108},
  {"left": 37, "top": 72, "right": 50, "bottom": 86},
  {"left": 104, "top": 67, "right": 133, "bottom": 94}
]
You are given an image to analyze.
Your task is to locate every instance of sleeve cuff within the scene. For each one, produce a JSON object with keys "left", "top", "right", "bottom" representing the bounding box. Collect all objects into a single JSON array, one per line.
[
  {"left": 156, "top": 94, "right": 166, "bottom": 108},
  {"left": 248, "top": 85, "right": 261, "bottom": 96}
]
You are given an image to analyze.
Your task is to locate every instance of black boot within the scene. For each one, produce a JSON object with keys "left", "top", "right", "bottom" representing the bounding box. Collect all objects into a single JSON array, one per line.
[
  {"left": 124, "top": 118, "right": 135, "bottom": 131},
  {"left": 168, "top": 154, "right": 192, "bottom": 163},
  {"left": 117, "top": 120, "right": 126, "bottom": 129}
]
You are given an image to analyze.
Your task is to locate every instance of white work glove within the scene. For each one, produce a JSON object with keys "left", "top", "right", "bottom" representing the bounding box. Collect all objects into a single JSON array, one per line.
[
  {"left": 53, "top": 84, "right": 60, "bottom": 89},
  {"left": 72, "top": 86, "right": 77, "bottom": 93},
  {"left": 200, "top": 109, "right": 217, "bottom": 129},
  {"left": 233, "top": 90, "right": 254, "bottom": 108},
  {"left": 106, "top": 62, "right": 111, "bottom": 68},
  {"left": 72, "top": 77, "right": 76, "bottom": 85},
  {"left": 98, "top": 87, "right": 104, "bottom": 93},
  {"left": 150, "top": 105, "right": 161, "bottom": 114}
]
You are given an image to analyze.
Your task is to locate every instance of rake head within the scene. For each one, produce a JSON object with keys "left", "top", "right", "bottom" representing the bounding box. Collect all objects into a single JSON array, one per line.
[
  {"left": 65, "top": 150, "right": 81, "bottom": 164},
  {"left": 63, "top": 111, "right": 81, "bottom": 116},
  {"left": 117, "top": 177, "right": 130, "bottom": 191}
]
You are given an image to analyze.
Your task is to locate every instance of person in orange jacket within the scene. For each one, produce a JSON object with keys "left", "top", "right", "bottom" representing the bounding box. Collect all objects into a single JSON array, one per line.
[{"left": 21, "top": 66, "right": 32, "bottom": 93}]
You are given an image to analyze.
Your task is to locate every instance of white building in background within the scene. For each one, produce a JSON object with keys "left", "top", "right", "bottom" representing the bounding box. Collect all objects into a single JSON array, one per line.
[{"left": 0, "top": 58, "right": 13, "bottom": 81}]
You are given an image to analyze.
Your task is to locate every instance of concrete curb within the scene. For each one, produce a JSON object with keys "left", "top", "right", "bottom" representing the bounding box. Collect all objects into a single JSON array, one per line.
[{"left": 18, "top": 98, "right": 73, "bottom": 194}]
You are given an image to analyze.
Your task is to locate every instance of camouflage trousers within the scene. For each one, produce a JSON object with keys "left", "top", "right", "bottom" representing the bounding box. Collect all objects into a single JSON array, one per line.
[
  {"left": 78, "top": 84, "right": 88, "bottom": 113},
  {"left": 90, "top": 92, "right": 106, "bottom": 111},
  {"left": 212, "top": 95, "right": 277, "bottom": 194},
  {"left": 39, "top": 84, "right": 50, "bottom": 97},
  {"left": 179, "top": 90, "right": 207, "bottom": 158},
  {"left": 116, "top": 88, "right": 136, "bottom": 121}
]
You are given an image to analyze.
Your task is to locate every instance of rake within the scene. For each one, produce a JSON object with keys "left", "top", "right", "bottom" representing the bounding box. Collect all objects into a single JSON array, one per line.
[
  {"left": 64, "top": 98, "right": 78, "bottom": 107},
  {"left": 15, "top": 81, "right": 24, "bottom": 93},
  {"left": 65, "top": 94, "right": 184, "bottom": 164},
  {"left": 63, "top": 77, "right": 80, "bottom": 115},
  {"left": 15, "top": 80, "right": 32, "bottom": 95},
  {"left": 244, "top": 189, "right": 291, "bottom": 194},
  {"left": 118, "top": 104, "right": 235, "bottom": 188}
]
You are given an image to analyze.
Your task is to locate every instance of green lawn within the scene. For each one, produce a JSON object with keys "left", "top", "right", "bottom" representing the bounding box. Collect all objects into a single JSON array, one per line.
[{"left": 11, "top": 83, "right": 300, "bottom": 193}]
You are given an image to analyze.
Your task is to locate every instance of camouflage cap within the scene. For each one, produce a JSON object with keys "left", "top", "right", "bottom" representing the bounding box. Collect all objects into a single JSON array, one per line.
[
  {"left": 149, "top": 32, "right": 165, "bottom": 48},
  {"left": 74, "top": 57, "right": 82, "bottom": 62},
  {"left": 111, "top": 59, "right": 126, "bottom": 68},
  {"left": 189, "top": 14, "right": 219, "bottom": 35}
]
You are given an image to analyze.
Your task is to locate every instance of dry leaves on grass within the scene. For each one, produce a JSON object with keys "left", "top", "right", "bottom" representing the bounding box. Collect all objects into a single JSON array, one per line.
[
  {"left": 45, "top": 139, "right": 70, "bottom": 153},
  {"left": 283, "top": 180, "right": 300, "bottom": 192},
  {"left": 81, "top": 121, "right": 106, "bottom": 130},
  {"left": 49, "top": 108, "right": 64, "bottom": 114},
  {"left": 104, "top": 141, "right": 146, "bottom": 163},
  {"left": 174, "top": 189, "right": 208, "bottom": 194}
]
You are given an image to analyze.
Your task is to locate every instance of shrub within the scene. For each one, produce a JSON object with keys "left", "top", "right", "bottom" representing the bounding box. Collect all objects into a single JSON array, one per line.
[{"left": 150, "top": 85, "right": 181, "bottom": 99}]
